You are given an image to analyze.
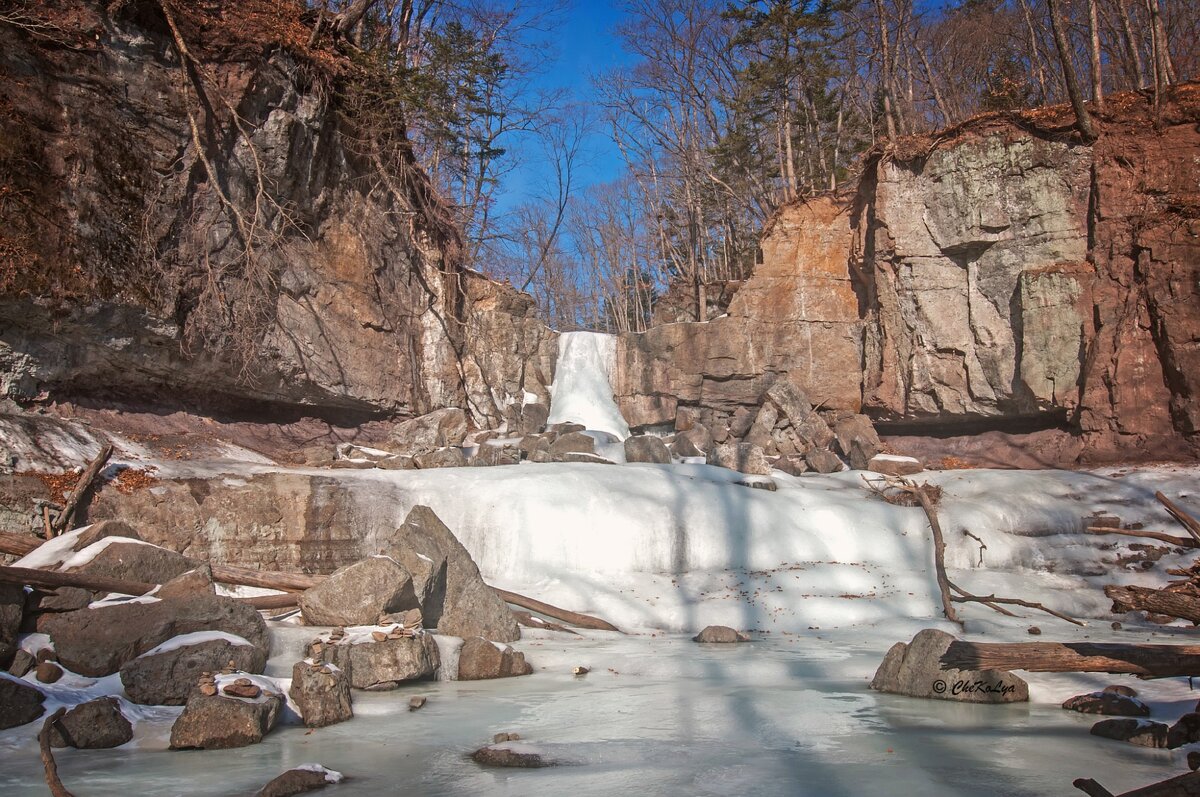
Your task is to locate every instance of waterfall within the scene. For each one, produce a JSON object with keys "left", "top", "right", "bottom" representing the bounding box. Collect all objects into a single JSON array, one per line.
[{"left": 546, "top": 331, "right": 630, "bottom": 441}]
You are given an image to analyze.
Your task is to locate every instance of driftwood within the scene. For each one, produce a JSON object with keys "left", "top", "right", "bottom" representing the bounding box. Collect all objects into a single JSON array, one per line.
[
  {"left": 941, "top": 640, "right": 1200, "bottom": 676},
  {"left": 52, "top": 444, "right": 113, "bottom": 535},
  {"left": 38, "top": 708, "right": 74, "bottom": 797},
  {"left": 1106, "top": 584, "right": 1200, "bottom": 625},
  {"left": 0, "top": 565, "right": 294, "bottom": 610},
  {"left": 1158, "top": 492, "right": 1200, "bottom": 545},
  {"left": 494, "top": 588, "right": 621, "bottom": 633},
  {"left": 1075, "top": 770, "right": 1200, "bottom": 797},
  {"left": 1086, "top": 526, "right": 1197, "bottom": 548},
  {"left": 512, "top": 609, "right": 581, "bottom": 635}
]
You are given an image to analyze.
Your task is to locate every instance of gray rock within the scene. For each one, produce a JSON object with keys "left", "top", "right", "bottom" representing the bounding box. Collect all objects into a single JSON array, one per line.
[
  {"left": 1062, "top": 691, "right": 1150, "bottom": 717},
  {"left": 66, "top": 538, "right": 197, "bottom": 586},
  {"left": 0, "top": 582, "right": 23, "bottom": 669},
  {"left": 706, "top": 442, "right": 771, "bottom": 475},
  {"left": 805, "top": 449, "right": 845, "bottom": 474},
  {"left": 387, "top": 549, "right": 447, "bottom": 623},
  {"left": 8, "top": 649, "right": 34, "bottom": 677},
  {"left": 121, "top": 637, "right": 267, "bottom": 705},
  {"left": 28, "top": 586, "right": 92, "bottom": 614},
  {"left": 869, "top": 629, "right": 1028, "bottom": 703},
  {"left": 0, "top": 676, "right": 44, "bottom": 730},
  {"left": 307, "top": 633, "right": 439, "bottom": 690},
  {"left": 623, "top": 435, "right": 671, "bottom": 464},
  {"left": 833, "top": 415, "right": 882, "bottom": 463},
  {"left": 457, "top": 637, "right": 533, "bottom": 680},
  {"left": 48, "top": 696, "right": 132, "bottom": 748},
  {"left": 299, "top": 557, "right": 420, "bottom": 627},
  {"left": 517, "top": 403, "right": 549, "bottom": 436},
  {"left": 549, "top": 432, "right": 595, "bottom": 458},
  {"left": 170, "top": 684, "right": 284, "bottom": 750},
  {"left": 388, "top": 506, "right": 519, "bottom": 642},
  {"left": 471, "top": 743, "right": 552, "bottom": 768},
  {"left": 387, "top": 408, "right": 468, "bottom": 456},
  {"left": 413, "top": 447, "right": 468, "bottom": 469},
  {"left": 744, "top": 404, "right": 779, "bottom": 452},
  {"left": 763, "top": 373, "right": 814, "bottom": 427},
  {"left": 256, "top": 767, "right": 341, "bottom": 797},
  {"left": 1090, "top": 718, "right": 1170, "bottom": 748},
  {"left": 289, "top": 660, "right": 353, "bottom": 728},
  {"left": 41, "top": 594, "right": 269, "bottom": 677},
  {"left": 692, "top": 626, "right": 749, "bottom": 643}
]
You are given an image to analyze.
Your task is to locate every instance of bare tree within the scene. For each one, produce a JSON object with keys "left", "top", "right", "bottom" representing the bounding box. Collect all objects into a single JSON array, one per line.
[{"left": 1047, "top": 0, "right": 1099, "bottom": 140}]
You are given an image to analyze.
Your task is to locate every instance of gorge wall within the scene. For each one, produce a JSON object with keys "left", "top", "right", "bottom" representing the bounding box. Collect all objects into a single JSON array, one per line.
[{"left": 615, "top": 89, "right": 1200, "bottom": 462}]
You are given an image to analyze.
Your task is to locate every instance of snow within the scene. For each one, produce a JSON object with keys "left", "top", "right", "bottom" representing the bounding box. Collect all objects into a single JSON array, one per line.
[
  {"left": 212, "top": 672, "right": 282, "bottom": 704},
  {"left": 12, "top": 525, "right": 93, "bottom": 570},
  {"left": 89, "top": 586, "right": 161, "bottom": 608},
  {"left": 137, "top": 632, "right": 254, "bottom": 658},
  {"left": 546, "top": 331, "right": 630, "bottom": 441},
  {"left": 294, "top": 764, "right": 344, "bottom": 783},
  {"left": 871, "top": 453, "right": 922, "bottom": 464}
]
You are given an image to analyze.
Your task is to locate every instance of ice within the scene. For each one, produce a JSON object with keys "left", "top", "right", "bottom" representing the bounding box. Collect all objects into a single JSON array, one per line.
[
  {"left": 546, "top": 331, "right": 630, "bottom": 440},
  {"left": 137, "top": 631, "right": 254, "bottom": 658}
]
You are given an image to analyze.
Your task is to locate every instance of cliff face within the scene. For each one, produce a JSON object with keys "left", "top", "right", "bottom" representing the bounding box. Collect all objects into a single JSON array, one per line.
[
  {"left": 0, "top": 2, "right": 552, "bottom": 426},
  {"left": 617, "top": 88, "right": 1200, "bottom": 461}
]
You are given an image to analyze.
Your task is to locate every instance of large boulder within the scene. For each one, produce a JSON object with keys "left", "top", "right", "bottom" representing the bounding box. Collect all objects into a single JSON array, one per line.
[
  {"left": 298, "top": 557, "right": 420, "bottom": 627},
  {"left": 549, "top": 432, "right": 595, "bottom": 459},
  {"left": 624, "top": 436, "right": 671, "bottom": 464},
  {"left": 387, "top": 408, "right": 468, "bottom": 456},
  {"left": 1090, "top": 718, "right": 1171, "bottom": 748},
  {"left": 833, "top": 414, "right": 882, "bottom": 469},
  {"left": 0, "top": 583, "right": 23, "bottom": 669},
  {"left": 0, "top": 675, "right": 44, "bottom": 730},
  {"left": 307, "top": 630, "right": 440, "bottom": 690},
  {"left": 457, "top": 637, "right": 533, "bottom": 681},
  {"left": 41, "top": 593, "right": 269, "bottom": 677},
  {"left": 169, "top": 677, "right": 284, "bottom": 750},
  {"left": 1062, "top": 690, "right": 1150, "bottom": 717},
  {"left": 48, "top": 697, "right": 132, "bottom": 749},
  {"left": 256, "top": 766, "right": 344, "bottom": 797},
  {"left": 64, "top": 538, "right": 198, "bottom": 585},
  {"left": 869, "top": 629, "right": 1028, "bottom": 703},
  {"left": 386, "top": 506, "right": 519, "bottom": 642},
  {"left": 289, "top": 660, "right": 353, "bottom": 728},
  {"left": 120, "top": 633, "right": 267, "bottom": 705}
]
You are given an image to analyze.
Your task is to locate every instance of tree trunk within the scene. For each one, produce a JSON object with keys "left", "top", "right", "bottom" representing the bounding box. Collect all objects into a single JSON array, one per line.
[
  {"left": 1116, "top": 0, "right": 1147, "bottom": 89},
  {"left": 1106, "top": 584, "right": 1200, "bottom": 624},
  {"left": 1047, "top": 0, "right": 1099, "bottom": 141},
  {"left": 53, "top": 444, "right": 113, "bottom": 534},
  {"left": 941, "top": 640, "right": 1200, "bottom": 676},
  {"left": 1088, "top": 0, "right": 1105, "bottom": 112}
]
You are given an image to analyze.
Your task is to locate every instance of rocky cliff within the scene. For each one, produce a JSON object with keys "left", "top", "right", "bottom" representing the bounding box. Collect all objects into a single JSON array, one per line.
[
  {"left": 0, "top": 1, "right": 553, "bottom": 428},
  {"left": 616, "top": 87, "right": 1200, "bottom": 462}
]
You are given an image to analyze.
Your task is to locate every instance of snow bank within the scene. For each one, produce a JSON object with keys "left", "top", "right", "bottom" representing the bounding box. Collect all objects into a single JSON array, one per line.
[{"left": 546, "top": 331, "right": 630, "bottom": 440}]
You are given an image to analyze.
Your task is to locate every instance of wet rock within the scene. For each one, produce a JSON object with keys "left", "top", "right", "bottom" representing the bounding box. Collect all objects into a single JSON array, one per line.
[
  {"left": 299, "top": 557, "right": 420, "bottom": 627},
  {"left": 0, "top": 582, "right": 22, "bottom": 669},
  {"left": 1062, "top": 691, "right": 1150, "bottom": 717},
  {"left": 256, "top": 766, "right": 344, "bottom": 797},
  {"left": 307, "top": 633, "right": 439, "bottom": 690},
  {"left": 471, "top": 743, "right": 552, "bottom": 768},
  {"left": 867, "top": 454, "right": 924, "bottom": 476},
  {"left": 387, "top": 408, "right": 468, "bottom": 456},
  {"left": 65, "top": 538, "right": 197, "bottom": 585},
  {"left": 413, "top": 447, "right": 468, "bottom": 469},
  {"left": 408, "top": 695, "right": 426, "bottom": 711},
  {"left": 692, "top": 625, "right": 749, "bottom": 643},
  {"left": 549, "top": 432, "right": 595, "bottom": 458},
  {"left": 623, "top": 435, "right": 671, "bottom": 464},
  {"left": 48, "top": 696, "right": 132, "bottom": 749},
  {"left": 0, "top": 676, "right": 44, "bottom": 729},
  {"left": 41, "top": 593, "right": 269, "bottom": 677},
  {"left": 1090, "top": 718, "right": 1170, "bottom": 748},
  {"left": 805, "top": 449, "right": 845, "bottom": 474},
  {"left": 289, "top": 660, "right": 353, "bottom": 728},
  {"left": 870, "top": 629, "right": 1028, "bottom": 703},
  {"left": 1104, "top": 685, "right": 1138, "bottom": 697},
  {"left": 169, "top": 681, "right": 284, "bottom": 750},
  {"left": 1168, "top": 713, "right": 1200, "bottom": 748},
  {"left": 121, "top": 636, "right": 267, "bottom": 705},
  {"left": 457, "top": 637, "right": 533, "bottom": 680},
  {"left": 387, "top": 506, "right": 519, "bottom": 642},
  {"left": 35, "top": 661, "right": 62, "bottom": 683},
  {"left": 8, "top": 649, "right": 34, "bottom": 677},
  {"left": 707, "top": 442, "right": 771, "bottom": 475}
]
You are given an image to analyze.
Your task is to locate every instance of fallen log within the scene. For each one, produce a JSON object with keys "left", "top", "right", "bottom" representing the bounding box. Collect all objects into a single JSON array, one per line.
[
  {"left": 0, "top": 531, "right": 39, "bottom": 556},
  {"left": 1157, "top": 491, "right": 1200, "bottom": 545},
  {"left": 1086, "top": 526, "right": 1197, "bottom": 548},
  {"left": 1106, "top": 584, "right": 1200, "bottom": 625},
  {"left": 38, "top": 708, "right": 74, "bottom": 797},
  {"left": 1075, "top": 770, "right": 1200, "bottom": 797},
  {"left": 941, "top": 640, "right": 1200, "bottom": 676},
  {"left": 53, "top": 444, "right": 113, "bottom": 535},
  {"left": 494, "top": 588, "right": 621, "bottom": 633},
  {"left": 0, "top": 565, "right": 294, "bottom": 610}
]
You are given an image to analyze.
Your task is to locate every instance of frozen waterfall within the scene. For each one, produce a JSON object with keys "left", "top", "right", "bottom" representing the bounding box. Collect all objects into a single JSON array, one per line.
[{"left": 545, "top": 331, "right": 630, "bottom": 441}]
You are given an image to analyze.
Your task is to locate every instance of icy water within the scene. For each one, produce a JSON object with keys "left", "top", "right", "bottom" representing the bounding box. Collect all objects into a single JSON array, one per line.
[{"left": 2, "top": 629, "right": 1188, "bottom": 796}]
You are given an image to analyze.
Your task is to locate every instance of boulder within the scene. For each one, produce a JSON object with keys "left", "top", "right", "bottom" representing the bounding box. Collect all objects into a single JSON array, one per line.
[
  {"left": 120, "top": 634, "right": 267, "bottom": 705},
  {"left": 377, "top": 454, "right": 415, "bottom": 470},
  {"left": 805, "top": 449, "right": 845, "bottom": 474},
  {"left": 471, "top": 743, "right": 552, "bottom": 768},
  {"left": 1168, "top": 713, "right": 1200, "bottom": 748},
  {"left": 36, "top": 661, "right": 62, "bottom": 683},
  {"left": 387, "top": 506, "right": 519, "bottom": 642},
  {"left": 156, "top": 565, "right": 218, "bottom": 600},
  {"left": 471, "top": 445, "right": 519, "bottom": 467},
  {"left": 0, "top": 582, "right": 23, "bottom": 669},
  {"left": 413, "top": 447, "right": 468, "bottom": 469},
  {"left": 41, "top": 593, "right": 269, "bottom": 677},
  {"left": 48, "top": 697, "right": 132, "bottom": 749},
  {"left": 8, "top": 649, "right": 34, "bottom": 677},
  {"left": 869, "top": 629, "right": 1028, "bottom": 703},
  {"left": 387, "top": 548, "right": 447, "bottom": 620},
  {"left": 1062, "top": 691, "right": 1150, "bottom": 717},
  {"left": 692, "top": 625, "right": 749, "bottom": 643},
  {"left": 289, "top": 660, "right": 353, "bottom": 728},
  {"left": 1090, "top": 718, "right": 1171, "bottom": 748},
  {"left": 307, "top": 632, "right": 439, "bottom": 690},
  {"left": 516, "top": 402, "right": 549, "bottom": 436},
  {"left": 518, "top": 434, "right": 551, "bottom": 459},
  {"left": 387, "top": 408, "right": 468, "bottom": 456},
  {"left": 66, "top": 538, "right": 197, "bottom": 585},
  {"left": 744, "top": 404, "right": 779, "bottom": 452},
  {"left": 706, "top": 442, "right": 771, "bottom": 475},
  {"left": 27, "top": 586, "right": 92, "bottom": 614},
  {"left": 547, "top": 422, "right": 585, "bottom": 435},
  {"left": 299, "top": 557, "right": 420, "bottom": 628},
  {"left": 764, "top": 375, "right": 835, "bottom": 450},
  {"left": 169, "top": 679, "right": 284, "bottom": 750},
  {"left": 623, "top": 435, "right": 671, "bottom": 464},
  {"left": 774, "top": 454, "right": 809, "bottom": 476},
  {"left": 868, "top": 454, "right": 924, "bottom": 476},
  {"left": 457, "top": 637, "right": 533, "bottom": 680},
  {"left": 0, "top": 676, "right": 44, "bottom": 730},
  {"left": 671, "top": 424, "right": 712, "bottom": 457},
  {"left": 549, "top": 432, "right": 595, "bottom": 458},
  {"left": 833, "top": 414, "right": 882, "bottom": 466},
  {"left": 256, "top": 766, "right": 344, "bottom": 797}
]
